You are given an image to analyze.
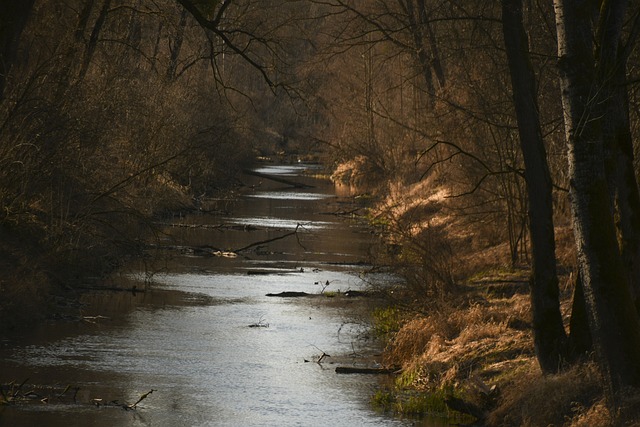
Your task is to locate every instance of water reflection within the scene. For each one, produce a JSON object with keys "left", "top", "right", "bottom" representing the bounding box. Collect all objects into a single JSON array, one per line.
[
  {"left": 226, "top": 216, "right": 331, "bottom": 230},
  {"left": 248, "top": 191, "right": 331, "bottom": 200},
  {"left": 0, "top": 164, "right": 426, "bottom": 427}
]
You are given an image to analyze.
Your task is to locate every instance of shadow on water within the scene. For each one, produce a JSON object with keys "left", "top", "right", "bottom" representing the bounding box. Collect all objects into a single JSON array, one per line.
[{"left": 0, "top": 164, "right": 452, "bottom": 427}]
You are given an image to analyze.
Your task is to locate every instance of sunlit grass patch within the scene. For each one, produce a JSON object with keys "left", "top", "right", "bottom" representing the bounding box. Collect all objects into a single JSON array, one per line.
[{"left": 371, "top": 306, "right": 404, "bottom": 340}]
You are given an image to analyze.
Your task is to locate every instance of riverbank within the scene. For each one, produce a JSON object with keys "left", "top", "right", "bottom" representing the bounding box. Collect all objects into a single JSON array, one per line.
[
  {"left": 340, "top": 168, "right": 637, "bottom": 426},
  {"left": 0, "top": 151, "right": 285, "bottom": 336}
]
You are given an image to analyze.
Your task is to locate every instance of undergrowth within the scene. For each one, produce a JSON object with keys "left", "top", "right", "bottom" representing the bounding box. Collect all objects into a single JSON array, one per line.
[{"left": 358, "top": 171, "right": 624, "bottom": 426}]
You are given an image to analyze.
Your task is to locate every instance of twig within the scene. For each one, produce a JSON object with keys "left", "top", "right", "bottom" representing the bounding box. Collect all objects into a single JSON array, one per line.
[
  {"left": 234, "top": 224, "right": 304, "bottom": 253},
  {"left": 248, "top": 314, "right": 269, "bottom": 328},
  {"left": 320, "top": 280, "right": 331, "bottom": 293},
  {"left": 309, "top": 344, "right": 331, "bottom": 364},
  {"left": 128, "top": 389, "right": 155, "bottom": 409},
  {"left": 12, "top": 378, "right": 29, "bottom": 398},
  {"left": 317, "top": 352, "right": 331, "bottom": 364}
]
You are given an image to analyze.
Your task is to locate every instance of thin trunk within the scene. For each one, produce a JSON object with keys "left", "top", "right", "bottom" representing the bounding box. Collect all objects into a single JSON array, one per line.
[
  {"left": 167, "top": 9, "right": 188, "bottom": 80},
  {"left": 416, "top": 0, "right": 445, "bottom": 88},
  {"left": 501, "top": 0, "right": 568, "bottom": 373},
  {"left": 75, "top": 0, "right": 97, "bottom": 42},
  {"left": 78, "top": 0, "right": 112, "bottom": 81},
  {"left": 0, "top": 0, "right": 36, "bottom": 99},
  {"left": 399, "top": 0, "right": 435, "bottom": 96}
]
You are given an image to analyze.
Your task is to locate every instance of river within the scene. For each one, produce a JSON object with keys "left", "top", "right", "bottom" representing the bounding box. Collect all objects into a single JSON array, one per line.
[{"left": 0, "top": 163, "right": 424, "bottom": 427}]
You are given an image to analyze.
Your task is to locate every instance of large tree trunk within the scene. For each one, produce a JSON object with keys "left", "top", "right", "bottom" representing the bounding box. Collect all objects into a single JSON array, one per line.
[
  {"left": 0, "top": 0, "right": 36, "bottom": 99},
  {"left": 598, "top": 23, "right": 640, "bottom": 313},
  {"left": 554, "top": 0, "right": 640, "bottom": 411},
  {"left": 501, "top": 0, "right": 568, "bottom": 374}
]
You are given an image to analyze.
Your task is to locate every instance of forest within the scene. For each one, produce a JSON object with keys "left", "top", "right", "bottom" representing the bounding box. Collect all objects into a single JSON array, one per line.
[{"left": 2, "top": 0, "right": 640, "bottom": 425}]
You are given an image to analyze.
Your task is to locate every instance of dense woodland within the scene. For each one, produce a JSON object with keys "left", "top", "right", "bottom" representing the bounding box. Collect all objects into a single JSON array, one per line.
[{"left": 3, "top": 0, "right": 640, "bottom": 425}]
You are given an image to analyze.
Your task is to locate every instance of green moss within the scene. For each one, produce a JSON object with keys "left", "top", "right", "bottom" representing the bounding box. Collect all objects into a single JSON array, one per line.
[
  {"left": 370, "top": 388, "right": 395, "bottom": 412},
  {"left": 322, "top": 291, "right": 338, "bottom": 298},
  {"left": 371, "top": 306, "right": 403, "bottom": 339},
  {"left": 371, "top": 383, "right": 474, "bottom": 423}
]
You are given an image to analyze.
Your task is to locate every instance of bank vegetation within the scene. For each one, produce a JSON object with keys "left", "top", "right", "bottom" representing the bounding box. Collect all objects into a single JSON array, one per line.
[{"left": 0, "top": 0, "right": 319, "bottom": 331}]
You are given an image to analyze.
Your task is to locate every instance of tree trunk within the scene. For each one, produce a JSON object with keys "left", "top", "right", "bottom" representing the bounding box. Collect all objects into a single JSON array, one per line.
[
  {"left": 78, "top": 0, "right": 112, "bottom": 81},
  {"left": 568, "top": 271, "right": 592, "bottom": 355},
  {"left": 0, "top": 0, "right": 36, "bottom": 99},
  {"left": 399, "top": 0, "right": 435, "bottom": 96},
  {"left": 75, "top": 0, "right": 97, "bottom": 42},
  {"left": 554, "top": 0, "right": 640, "bottom": 411},
  {"left": 416, "top": 0, "right": 444, "bottom": 89},
  {"left": 598, "top": 16, "right": 640, "bottom": 313},
  {"left": 501, "top": 0, "right": 568, "bottom": 374},
  {"left": 167, "top": 9, "right": 188, "bottom": 80}
]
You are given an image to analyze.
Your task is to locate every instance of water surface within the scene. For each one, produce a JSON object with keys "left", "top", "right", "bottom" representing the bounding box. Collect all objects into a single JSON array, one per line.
[{"left": 0, "top": 164, "right": 420, "bottom": 426}]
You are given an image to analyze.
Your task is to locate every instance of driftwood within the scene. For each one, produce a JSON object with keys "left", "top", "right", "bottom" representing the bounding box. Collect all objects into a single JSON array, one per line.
[
  {"left": 77, "top": 286, "right": 143, "bottom": 294},
  {"left": 2, "top": 380, "right": 153, "bottom": 410},
  {"left": 243, "top": 169, "right": 314, "bottom": 188},
  {"left": 248, "top": 315, "right": 269, "bottom": 328},
  {"left": 335, "top": 367, "right": 396, "bottom": 375},
  {"left": 153, "top": 224, "right": 305, "bottom": 257},
  {"left": 234, "top": 224, "right": 304, "bottom": 253},
  {"left": 266, "top": 291, "right": 312, "bottom": 297}
]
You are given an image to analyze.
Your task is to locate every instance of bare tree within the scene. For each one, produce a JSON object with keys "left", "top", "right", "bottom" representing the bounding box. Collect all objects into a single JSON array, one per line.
[
  {"left": 0, "top": 1, "right": 36, "bottom": 99},
  {"left": 554, "top": 0, "right": 640, "bottom": 412},
  {"left": 501, "top": 0, "right": 568, "bottom": 373}
]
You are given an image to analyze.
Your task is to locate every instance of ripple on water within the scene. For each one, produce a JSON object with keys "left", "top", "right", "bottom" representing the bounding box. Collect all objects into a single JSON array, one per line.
[
  {"left": 226, "top": 216, "right": 332, "bottom": 230},
  {"left": 247, "top": 191, "right": 331, "bottom": 201}
]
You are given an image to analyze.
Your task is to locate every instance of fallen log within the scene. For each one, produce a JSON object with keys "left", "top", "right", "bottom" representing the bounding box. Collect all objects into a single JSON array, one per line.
[
  {"left": 234, "top": 224, "right": 303, "bottom": 253},
  {"left": 265, "top": 291, "right": 312, "bottom": 297}
]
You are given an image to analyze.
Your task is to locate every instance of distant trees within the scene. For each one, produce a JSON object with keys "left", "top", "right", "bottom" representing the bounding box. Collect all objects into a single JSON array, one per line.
[{"left": 0, "top": 0, "right": 294, "bottom": 328}]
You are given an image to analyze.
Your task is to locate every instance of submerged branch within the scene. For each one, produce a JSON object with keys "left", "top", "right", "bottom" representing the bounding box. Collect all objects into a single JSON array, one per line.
[{"left": 234, "top": 224, "right": 305, "bottom": 253}]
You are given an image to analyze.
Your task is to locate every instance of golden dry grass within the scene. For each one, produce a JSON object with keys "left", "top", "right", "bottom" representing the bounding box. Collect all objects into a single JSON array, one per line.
[
  {"left": 353, "top": 151, "right": 640, "bottom": 426},
  {"left": 487, "top": 362, "right": 602, "bottom": 426},
  {"left": 379, "top": 285, "right": 622, "bottom": 426},
  {"left": 384, "top": 293, "right": 534, "bottom": 389}
]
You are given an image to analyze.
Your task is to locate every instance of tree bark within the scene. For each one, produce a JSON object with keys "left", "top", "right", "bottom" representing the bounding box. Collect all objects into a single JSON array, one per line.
[
  {"left": 597, "top": 7, "right": 640, "bottom": 312},
  {"left": 0, "top": 0, "right": 36, "bottom": 99},
  {"left": 75, "top": 0, "right": 97, "bottom": 42},
  {"left": 554, "top": 0, "right": 640, "bottom": 410},
  {"left": 78, "top": 0, "right": 112, "bottom": 81},
  {"left": 167, "top": 9, "right": 188, "bottom": 80},
  {"left": 501, "top": 0, "right": 568, "bottom": 373}
]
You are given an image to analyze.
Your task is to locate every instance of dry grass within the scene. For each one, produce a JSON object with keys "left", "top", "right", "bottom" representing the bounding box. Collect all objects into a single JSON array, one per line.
[
  {"left": 384, "top": 293, "right": 534, "bottom": 389},
  {"left": 379, "top": 283, "right": 623, "bottom": 426},
  {"left": 488, "top": 362, "right": 604, "bottom": 426},
  {"left": 366, "top": 176, "right": 626, "bottom": 426}
]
